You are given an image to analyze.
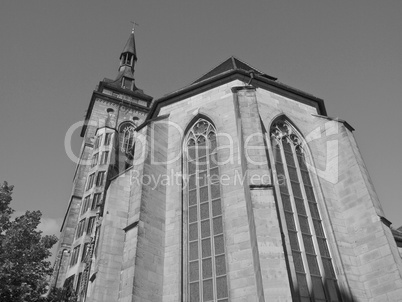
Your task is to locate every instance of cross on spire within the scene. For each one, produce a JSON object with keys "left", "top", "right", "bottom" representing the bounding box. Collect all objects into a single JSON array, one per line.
[{"left": 130, "top": 21, "right": 139, "bottom": 33}]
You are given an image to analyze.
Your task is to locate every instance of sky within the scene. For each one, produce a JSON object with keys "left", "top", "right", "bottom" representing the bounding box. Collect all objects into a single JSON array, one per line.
[{"left": 0, "top": 0, "right": 401, "bottom": 256}]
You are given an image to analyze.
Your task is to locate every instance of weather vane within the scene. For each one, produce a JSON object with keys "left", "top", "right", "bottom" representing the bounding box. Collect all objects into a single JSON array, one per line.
[{"left": 130, "top": 21, "right": 139, "bottom": 33}]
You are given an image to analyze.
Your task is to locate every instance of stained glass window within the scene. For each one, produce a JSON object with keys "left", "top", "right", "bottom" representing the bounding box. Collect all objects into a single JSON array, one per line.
[
  {"left": 271, "top": 119, "right": 342, "bottom": 302},
  {"left": 184, "top": 118, "right": 228, "bottom": 302}
]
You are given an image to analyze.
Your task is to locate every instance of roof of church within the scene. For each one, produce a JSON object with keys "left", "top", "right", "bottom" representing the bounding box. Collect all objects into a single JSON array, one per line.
[
  {"left": 120, "top": 31, "right": 137, "bottom": 60},
  {"left": 143, "top": 56, "right": 328, "bottom": 121},
  {"left": 192, "top": 56, "right": 277, "bottom": 84}
]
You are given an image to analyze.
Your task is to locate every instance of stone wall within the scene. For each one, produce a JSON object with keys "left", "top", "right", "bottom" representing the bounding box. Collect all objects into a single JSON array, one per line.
[{"left": 87, "top": 171, "right": 131, "bottom": 301}]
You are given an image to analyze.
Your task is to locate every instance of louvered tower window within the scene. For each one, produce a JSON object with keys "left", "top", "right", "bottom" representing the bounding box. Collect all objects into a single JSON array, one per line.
[
  {"left": 271, "top": 119, "right": 341, "bottom": 302},
  {"left": 184, "top": 118, "right": 229, "bottom": 302}
]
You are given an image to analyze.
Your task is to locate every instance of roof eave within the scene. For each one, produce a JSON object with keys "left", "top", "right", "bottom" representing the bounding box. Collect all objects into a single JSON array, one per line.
[{"left": 146, "top": 69, "right": 327, "bottom": 120}]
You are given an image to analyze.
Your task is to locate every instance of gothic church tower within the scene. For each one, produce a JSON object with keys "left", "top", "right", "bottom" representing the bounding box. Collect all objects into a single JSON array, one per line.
[
  {"left": 51, "top": 30, "right": 152, "bottom": 297},
  {"left": 52, "top": 32, "right": 402, "bottom": 302}
]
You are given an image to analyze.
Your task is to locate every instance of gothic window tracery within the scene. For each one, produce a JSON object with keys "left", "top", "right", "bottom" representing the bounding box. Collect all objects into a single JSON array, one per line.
[
  {"left": 184, "top": 118, "right": 228, "bottom": 302},
  {"left": 119, "top": 122, "right": 136, "bottom": 156},
  {"left": 271, "top": 119, "right": 342, "bottom": 302}
]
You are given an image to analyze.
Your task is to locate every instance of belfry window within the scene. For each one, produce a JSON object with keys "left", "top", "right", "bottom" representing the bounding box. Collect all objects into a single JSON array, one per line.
[
  {"left": 271, "top": 119, "right": 341, "bottom": 302},
  {"left": 119, "top": 122, "right": 136, "bottom": 155},
  {"left": 184, "top": 118, "right": 228, "bottom": 302},
  {"left": 126, "top": 54, "right": 132, "bottom": 65}
]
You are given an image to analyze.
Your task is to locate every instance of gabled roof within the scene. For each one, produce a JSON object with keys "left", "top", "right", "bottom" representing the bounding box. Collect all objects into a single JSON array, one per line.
[{"left": 192, "top": 56, "right": 277, "bottom": 84}]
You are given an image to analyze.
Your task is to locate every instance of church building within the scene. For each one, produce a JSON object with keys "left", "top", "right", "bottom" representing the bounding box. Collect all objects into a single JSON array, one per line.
[{"left": 51, "top": 30, "right": 402, "bottom": 301}]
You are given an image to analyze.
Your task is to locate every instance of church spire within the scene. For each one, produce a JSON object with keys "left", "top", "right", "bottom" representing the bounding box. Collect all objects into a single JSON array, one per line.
[
  {"left": 119, "top": 29, "right": 137, "bottom": 73},
  {"left": 116, "top": 27, "right": 138, "bottom": 90}
]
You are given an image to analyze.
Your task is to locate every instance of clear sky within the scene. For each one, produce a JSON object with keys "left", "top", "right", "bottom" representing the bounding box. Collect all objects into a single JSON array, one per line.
[{"left": 1, "top": 0, "right": 401, "bottom": 249}]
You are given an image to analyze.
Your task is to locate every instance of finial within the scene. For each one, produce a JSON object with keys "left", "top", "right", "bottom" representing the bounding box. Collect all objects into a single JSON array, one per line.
[{"left": 130, "top": 21, "right": 139, "bottom": 33}]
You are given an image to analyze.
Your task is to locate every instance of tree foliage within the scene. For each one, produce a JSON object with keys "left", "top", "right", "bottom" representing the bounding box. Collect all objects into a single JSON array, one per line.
[{"left": 0, "top": 181, "right": 59, "bottom": 302}]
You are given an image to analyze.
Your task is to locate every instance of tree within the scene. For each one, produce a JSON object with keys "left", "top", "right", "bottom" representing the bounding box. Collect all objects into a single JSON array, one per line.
[{"left": 0, "top": 181, "right": 58, "bottom": 302}]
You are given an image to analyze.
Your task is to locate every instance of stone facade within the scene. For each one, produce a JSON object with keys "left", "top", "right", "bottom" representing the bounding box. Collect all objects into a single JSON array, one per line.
[{"left": 51, "top": 33, "right": 402, "bottom": 302}]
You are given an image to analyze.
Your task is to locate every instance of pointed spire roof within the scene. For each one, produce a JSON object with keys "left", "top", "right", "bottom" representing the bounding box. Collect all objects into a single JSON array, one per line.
[
  {"left": 120, "top": 30, "right": 137, "bottom": 61},
  {"left": 192, "top": 56, "right": 277, "bottom": 84}
]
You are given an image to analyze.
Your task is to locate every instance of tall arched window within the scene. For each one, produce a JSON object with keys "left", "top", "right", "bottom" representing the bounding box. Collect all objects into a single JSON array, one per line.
[
  {"left": 184, "top": 118, "right": 229, "bottom": 302},
  {"left": 119, "top": 122, "right": 136, "bottom": 155},
  {"left": 271, "top": 119, "right": 341, "bottom": 302}
]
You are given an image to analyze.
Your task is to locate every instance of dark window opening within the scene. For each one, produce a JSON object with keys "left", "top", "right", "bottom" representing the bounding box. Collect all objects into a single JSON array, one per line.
[{"left": 271, "top": 119, "right": 342, "bottom": 302}]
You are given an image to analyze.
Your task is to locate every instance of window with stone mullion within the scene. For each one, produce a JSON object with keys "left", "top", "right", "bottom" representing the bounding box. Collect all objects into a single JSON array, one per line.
[
  {"left": 119, "top": 123, "right": 136, "bottom": 154},
  {"left": 295, "top": 149, "right": 341, "bottom": 301},
  {"left": 286, "top": 139, "right": 330, "bottom": 301},
  {"left": 186, "top": 119, "right": 228, "bottom": 302},
  {"left": 188, "top": 140, "right": 199, "bottom": 299},
  {"left": 123, "top": 131, "right": 133, "bottom": 153},
  {"left": 271, "top": 118, "right": 343, "bottom": 302},
  {"left": 274, "top": 141, "right": 311, "bottom": 301},
  {"left": 285, "top": 141, "right": 328, "bottom": 301}
]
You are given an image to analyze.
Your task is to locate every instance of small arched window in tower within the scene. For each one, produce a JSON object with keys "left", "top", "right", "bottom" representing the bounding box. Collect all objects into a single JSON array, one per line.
[
  {"left": 184, "top": 118, "right": 229, "bottom": 302},
  {"left": 119, "top": 122, "right": 136, "bottom": 155},
  {"left": 126, "top": 53, "right": 132, "bottom": 65},
  {"left": 270, "top": 119, "right": 342, "bottom": 302}
]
